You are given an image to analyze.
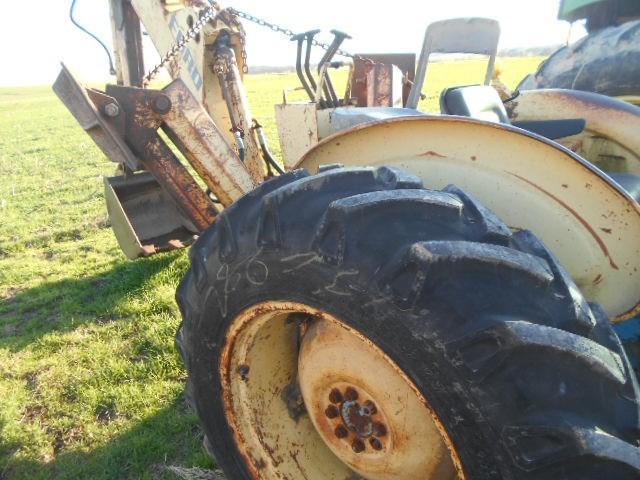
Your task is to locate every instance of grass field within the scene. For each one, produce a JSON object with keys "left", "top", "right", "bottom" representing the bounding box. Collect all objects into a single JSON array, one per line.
[{"left": 0, "top": 57, "right": 543, "bottom": 479}]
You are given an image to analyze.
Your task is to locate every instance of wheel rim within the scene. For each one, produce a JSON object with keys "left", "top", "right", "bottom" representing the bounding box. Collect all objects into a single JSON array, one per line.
[{"left": 220, "top": 301, "right": 464, "bottom": 480}]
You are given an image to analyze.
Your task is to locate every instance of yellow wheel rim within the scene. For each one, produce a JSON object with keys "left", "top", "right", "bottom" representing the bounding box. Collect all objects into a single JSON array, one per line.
[{"left": 220, "top": 301, "right": 464, "bottom": 479}]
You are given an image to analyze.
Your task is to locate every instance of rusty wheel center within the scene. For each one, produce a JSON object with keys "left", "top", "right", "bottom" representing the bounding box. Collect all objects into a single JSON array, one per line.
[
  {"left": 299, "top": 317, "right": 460, "bottom": 479},
  {"left": 324, "top": 386, "right": 389, "bottom": 453},
  {"left": 341, "top": 399, "right": 376, "bottom": 438}
]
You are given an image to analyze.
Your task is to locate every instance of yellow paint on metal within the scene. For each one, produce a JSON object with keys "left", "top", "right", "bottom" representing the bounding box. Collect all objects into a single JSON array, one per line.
[
  {"left": 616, "top": 95, "right": 640, "bottom": 107},
  {"left": 298, "top": 319, "right": 458, "bottom": 480},
  {"left": 275, "top": 103, "right": 319, "bottom": 170},
  {"left": 507, "top": 89, "right": 640, "bottom": 175},
  {"left": 221, "top": 302, "right": 465, "bottom": 479},
  {"left": 130, "top": 0, "right": 246, "bottom": 148},
  {"left": 163, "top": 80, "right": 257, "bottom": 205}
]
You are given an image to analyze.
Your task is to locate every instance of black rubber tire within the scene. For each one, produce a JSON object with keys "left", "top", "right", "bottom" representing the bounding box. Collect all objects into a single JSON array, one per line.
[
  {"left": 518, "top": 20, "right": 640, "bottom": 99},
  {"left": 176, "top": 166, "right": 640, "bottom": 479}
]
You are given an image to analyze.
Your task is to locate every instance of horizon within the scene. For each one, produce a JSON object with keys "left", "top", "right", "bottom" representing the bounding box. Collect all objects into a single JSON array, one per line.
[{"left": 0, "top": 0, "right": 584, "bottom": 87}]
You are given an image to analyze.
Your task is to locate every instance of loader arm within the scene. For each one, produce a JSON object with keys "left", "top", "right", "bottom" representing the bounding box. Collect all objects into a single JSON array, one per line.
[
  {"left": 55, "top": 0, "right": 272, "bottom": 258},
  {"left": 110, "top": 0, "right": 265, "bottom": 181}
]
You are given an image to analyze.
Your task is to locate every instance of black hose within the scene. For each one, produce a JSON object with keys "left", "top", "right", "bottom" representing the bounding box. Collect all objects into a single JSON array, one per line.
[
  {"left": 254, "top": 121, "right": 285, "bottom": 175},
  {"left": 70, "top": 0, "right": 117, "bottom": 75}
]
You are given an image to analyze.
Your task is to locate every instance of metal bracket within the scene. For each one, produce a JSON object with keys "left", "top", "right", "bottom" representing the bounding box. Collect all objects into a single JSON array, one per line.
[
  {"left": 53, "top": 63, "right": 141, "bottom": 171},
  {"left": 104, "top": 83, "right": 218, "bottom": 232}
]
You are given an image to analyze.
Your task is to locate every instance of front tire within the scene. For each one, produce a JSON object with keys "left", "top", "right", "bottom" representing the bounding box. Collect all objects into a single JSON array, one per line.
[{"left": 177, "top": 166, "right": 640, "bottom": 479}]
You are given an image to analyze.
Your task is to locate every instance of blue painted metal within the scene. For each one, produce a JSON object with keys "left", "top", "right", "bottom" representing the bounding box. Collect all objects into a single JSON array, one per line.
[{"left": 614, "top": 316, "right": 640, "bottom": 374}]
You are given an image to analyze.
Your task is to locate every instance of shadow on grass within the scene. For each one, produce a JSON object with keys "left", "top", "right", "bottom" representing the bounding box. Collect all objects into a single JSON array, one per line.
[
  {"left": 0, "top": 252, "right": 187, "bottom": 352},
  {"left": 1, "top": 396, "right": 214, "bottom": 480},
  {"left": 0, "top": 417, "right": 21, "bottom": 480}
]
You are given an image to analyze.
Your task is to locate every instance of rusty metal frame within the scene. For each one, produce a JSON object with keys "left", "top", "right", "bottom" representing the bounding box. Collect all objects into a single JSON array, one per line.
[
  {"left": 351, "top": 54, "right": 416, "bottom": 108},
  {"left": 104, "top": 83, "right": 218, "bottom": 231},
  {"left": 55, "top": 65, "right": 257, "bottom": 254},
  {"left": 125, "top": 0, "right": 257, "bottom": 161},
  {"left": 102, "top": 76, "right": 256, "bottom": 219},
  {"left": 57, "top": 71, "right": 258, "bottom": 232},
  {"left": 160, "top": 80, "right": 257, "bottom": 205},
  {"left": 107, "top": 0, "right": 267, "bottom": 181},
  {"left": 58, "top": 1, "right": 268, "bottom": 258},
  {"left": 53, "top": 64, "right": 141, "bottom": 171}
]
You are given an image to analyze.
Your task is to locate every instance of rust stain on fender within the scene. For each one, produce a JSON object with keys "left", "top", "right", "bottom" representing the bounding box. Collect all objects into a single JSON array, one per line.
[
  {"left": 508, "top": 172, "right": 619, "bottom": 270},
  {"left": 419, "top": 150, "right": 447, "bottom": 158}
]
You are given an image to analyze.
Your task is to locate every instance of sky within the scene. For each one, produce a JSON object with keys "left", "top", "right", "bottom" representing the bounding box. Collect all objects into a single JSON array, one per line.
[{"left": 0, "top": 0, "right": 583, "bottom": 87}]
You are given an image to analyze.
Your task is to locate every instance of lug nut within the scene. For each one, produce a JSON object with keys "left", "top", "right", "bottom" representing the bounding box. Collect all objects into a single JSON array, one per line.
[
  {"left": 329, "top": 388, "right": 343, "bottom": 404},
  {"left": 334, "top": 425, "right": 348, "bottom": 439},
  {"left": 152, "top": 94, "right": 172, "bottom": 114},
  {"left": 237, "top": 364, "right": 250, "bottom": 381},
  {"left": 351, "top": 438, "right": 365, "bottom": 453},
  {"left": 372, "top": 422, "right": 387, "bottom": 437},
  {"left": 362, "top": 400, "right": 377, "bottom": 415},
  {"left": 325, "top": 405, "right": 339, "bottom": 419},
  {"left": 103, "top": 103, "right": 120, "bottom": 118},
  {"left": 344, "top": 387, "right": 359, "bottom": 401},
  {"left": 370, "top": 438, "right": 383, "bottom": 451}
]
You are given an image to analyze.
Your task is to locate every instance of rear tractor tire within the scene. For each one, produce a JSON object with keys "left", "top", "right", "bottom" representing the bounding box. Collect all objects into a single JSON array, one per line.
[
  {"left": 177, "top": 166, "right": 640, "bottom": 479},
  {"left": 518, "top": 20, "right": 640, "bottom": 104}
]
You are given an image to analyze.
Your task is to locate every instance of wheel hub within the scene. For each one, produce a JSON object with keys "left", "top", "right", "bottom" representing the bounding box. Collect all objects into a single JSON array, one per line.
[
  {"left": 324, "top": 385, "right": 389, "bottom": 453},
  {"left": 298, "top": 317, "right": 459, "bottom": 480}
]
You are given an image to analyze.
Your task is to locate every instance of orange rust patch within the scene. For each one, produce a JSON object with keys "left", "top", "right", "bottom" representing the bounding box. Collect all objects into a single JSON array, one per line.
[{"left": 507, "top": 172, "right": 619, "bottom": 271}]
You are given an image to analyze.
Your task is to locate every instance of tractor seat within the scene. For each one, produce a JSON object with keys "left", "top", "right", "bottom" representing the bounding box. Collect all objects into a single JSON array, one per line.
[
  {"left": 440, "top": 85, "right": 586, "bottom": 141},
  {"left": 440, "top": 85, "right": 640, "bottom": 203}
]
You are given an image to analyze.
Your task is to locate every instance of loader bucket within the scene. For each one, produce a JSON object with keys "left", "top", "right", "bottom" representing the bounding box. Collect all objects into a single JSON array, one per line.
[{"left": 104, "top": 173, "right": 198, "bottom": 259}]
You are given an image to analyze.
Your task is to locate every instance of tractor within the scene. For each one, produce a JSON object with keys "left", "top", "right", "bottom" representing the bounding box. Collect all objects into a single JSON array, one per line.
[{"left": 54, "top": 1, "right": 640, "bottom": 478}]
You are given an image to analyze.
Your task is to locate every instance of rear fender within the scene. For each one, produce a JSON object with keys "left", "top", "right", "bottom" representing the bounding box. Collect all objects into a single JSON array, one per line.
[{"left": 506, "top": 89, "right": 640, "bottom": 175}]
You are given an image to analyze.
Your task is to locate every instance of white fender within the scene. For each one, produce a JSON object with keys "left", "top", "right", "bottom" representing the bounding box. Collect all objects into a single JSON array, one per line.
[
  {"left": 506, "top": 89, "right": 640, "bottom": 175},
  {"left": 297, "top": 115, "right": 640, "bottom": 322}
]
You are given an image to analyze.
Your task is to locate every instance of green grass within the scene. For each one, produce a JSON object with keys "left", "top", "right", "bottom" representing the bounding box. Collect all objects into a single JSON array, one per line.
[{"left": 0, "top": 57, "right": 542, "bottom": 479}]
